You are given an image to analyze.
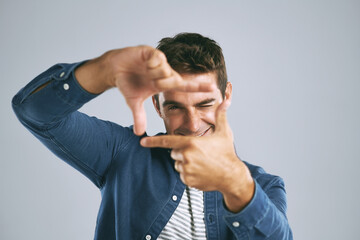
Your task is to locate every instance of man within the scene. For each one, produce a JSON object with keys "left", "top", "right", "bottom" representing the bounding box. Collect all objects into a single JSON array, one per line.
[{"left": 12, "top": 33, "right": 292, "bottom": 239}]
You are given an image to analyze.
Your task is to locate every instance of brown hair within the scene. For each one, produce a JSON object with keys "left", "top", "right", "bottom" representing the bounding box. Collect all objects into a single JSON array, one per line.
[{"left": 154, "top": 32, "right": 227, "bottom": 103}]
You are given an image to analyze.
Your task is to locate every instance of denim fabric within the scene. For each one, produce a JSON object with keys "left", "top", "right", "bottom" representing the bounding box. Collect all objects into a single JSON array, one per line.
[{"left": 12, "top": 62, "right": 293, "bottom": 240}]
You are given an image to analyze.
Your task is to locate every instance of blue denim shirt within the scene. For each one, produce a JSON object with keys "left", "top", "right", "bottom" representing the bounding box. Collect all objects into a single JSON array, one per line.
[{"left": 12, "top": 62, "right": 293, "bottom": 240}]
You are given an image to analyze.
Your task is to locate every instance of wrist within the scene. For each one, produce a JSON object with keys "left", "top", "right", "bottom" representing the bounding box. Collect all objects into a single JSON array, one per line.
[
  {"left": 221, "top": 160, "right": 255, "bottom": 212},
  {"left": 74, "top": 53, "right": 113, "bottom": 94}
]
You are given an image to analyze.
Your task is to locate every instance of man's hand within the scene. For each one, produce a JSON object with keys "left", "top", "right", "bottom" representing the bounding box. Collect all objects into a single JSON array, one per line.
[
  {"left": 140, "top": 101, "right": 255, "bottom": 212},
  {"left": 75, "top": 46, "right": 215, "bottom": 136}
]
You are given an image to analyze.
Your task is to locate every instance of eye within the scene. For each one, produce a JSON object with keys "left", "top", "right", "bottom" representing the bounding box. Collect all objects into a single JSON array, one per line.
[
  {"left": 168, "top": 105, "right": 180, "bottom": 111},
  {"left": 199, "top": 105, "right": 213, "bottom": 108}
]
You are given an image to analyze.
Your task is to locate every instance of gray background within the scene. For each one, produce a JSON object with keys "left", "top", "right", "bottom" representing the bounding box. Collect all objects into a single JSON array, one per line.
[{"left": 1, "top": 0, "right": 359, "bottom": 239}]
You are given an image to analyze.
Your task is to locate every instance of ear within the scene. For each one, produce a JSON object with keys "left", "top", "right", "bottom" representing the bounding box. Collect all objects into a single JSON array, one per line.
[
  {"left": 152, "top": 95, "right": 162, "bottom": 118},
  {"left": 224, "top": 82, "right": 232, "bottom": 108}
]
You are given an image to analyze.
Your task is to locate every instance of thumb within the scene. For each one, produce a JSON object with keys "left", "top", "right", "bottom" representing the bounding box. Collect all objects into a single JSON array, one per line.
[
  {"left": 129, "top": 100, "right": 147, "bottom": 136},
  {"left": 214, "top": 100, "right": 230, "bottom": 134}
]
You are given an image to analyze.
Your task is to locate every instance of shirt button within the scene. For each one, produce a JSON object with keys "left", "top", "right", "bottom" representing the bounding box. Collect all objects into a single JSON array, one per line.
[
  {"left": 59, "top": 72, "right": 65, "bottom": 78},
  {"left": 145, "top": 235, "right": 151, "bottom": 240},
  {"left": 172, "top": 195, "right": 178, "bottom": 201},
  {"left": 63, "top": 83, "right": 70, "bottom": 90},
  {"left": 208, "top": 214, "right": 214, "bottom": 223},
  {"left": 232, "top": 221, "right": 240, "bottom": 227}
]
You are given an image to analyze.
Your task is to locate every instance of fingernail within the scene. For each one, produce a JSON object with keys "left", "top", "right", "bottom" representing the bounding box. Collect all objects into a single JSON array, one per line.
[
  {"left": 134, "top": 127, "right": 144, "bottom": 136},
  {"left": 140, "top": 138, "right": 147, "bottom": 146}
]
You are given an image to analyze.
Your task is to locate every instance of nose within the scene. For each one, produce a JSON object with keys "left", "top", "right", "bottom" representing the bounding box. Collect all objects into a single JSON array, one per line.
[{"left": 183, "top": 109, "right": 201, "bottom": 134}]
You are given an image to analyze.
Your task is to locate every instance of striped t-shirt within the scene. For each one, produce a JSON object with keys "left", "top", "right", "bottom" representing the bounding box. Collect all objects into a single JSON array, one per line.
[{"left": 157, "top": 186, "right": 207, "bottom": 239}]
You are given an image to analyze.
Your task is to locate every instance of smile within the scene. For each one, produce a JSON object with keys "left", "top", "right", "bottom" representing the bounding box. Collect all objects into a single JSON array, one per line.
[{"left": 197, "top": 126, "right": 212, "bottom": 137}]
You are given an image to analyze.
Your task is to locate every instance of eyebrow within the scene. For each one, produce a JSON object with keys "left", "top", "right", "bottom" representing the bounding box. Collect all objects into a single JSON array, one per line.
[{"left": 162, "top": 98, "right": 216, "bottom": 108}]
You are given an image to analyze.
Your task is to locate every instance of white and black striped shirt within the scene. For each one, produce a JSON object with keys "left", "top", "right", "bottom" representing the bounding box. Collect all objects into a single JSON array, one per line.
[{"left": 157, "top": 187, "right": 207, "bottom": 240}]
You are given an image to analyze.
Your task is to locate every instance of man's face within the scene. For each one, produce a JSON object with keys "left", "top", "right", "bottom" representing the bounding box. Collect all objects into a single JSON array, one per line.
[{"left": 153, "top": 72, "right": 232, "bottom": 136}]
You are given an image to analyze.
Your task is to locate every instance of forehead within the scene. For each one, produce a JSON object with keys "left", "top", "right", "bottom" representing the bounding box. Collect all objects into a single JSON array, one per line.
[{"left": 158, "top": 72, "right": 221, "bottom": 105}]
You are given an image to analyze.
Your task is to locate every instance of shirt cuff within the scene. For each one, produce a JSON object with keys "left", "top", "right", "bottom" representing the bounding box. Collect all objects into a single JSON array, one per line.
[
  {"left": 12, "top": 61, "right": 99, "bottom": 126},
  {"left": 52, "top": 61, "right": 99, "bottom": 106},
  {"left": 222, "top": 180, "right": 273, "bottom": 237}
]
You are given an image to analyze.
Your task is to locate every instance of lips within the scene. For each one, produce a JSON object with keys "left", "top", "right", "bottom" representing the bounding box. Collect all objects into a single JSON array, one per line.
[{"left": 174, "top": 125, "right": 214, "bottom": 136}]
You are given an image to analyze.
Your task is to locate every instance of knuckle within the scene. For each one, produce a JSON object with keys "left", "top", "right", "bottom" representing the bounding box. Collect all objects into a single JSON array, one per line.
[
  {"left": 182, "top": 174, "right": 190, "bottom": 185},
  {"left": 156, "top": 66, "right": 170, "bottom": 77},
  {"left": 156, "top": 50, "right": 167, "bottom": 61},
  {"left": 160, "top": 138, "right": 169, "bottom": 147},
  {"left": 188, "top": 138, "right": 196, "bottom": 146},
  {"left": 163, "top": 66, "right": 172, "bottom": 77},
  {"left": 175, "top": 76, "right": 184, "bottom": 88},
  {"left": 182, "top": 150, "right": 189, "bottom": 159},
  {"left": 182, "top": 163, "right": 193, "bottom": 175},
  {"left": 182, "top": 165, "right": 189, "bottom": 175},
  {"left": 182, "top": 150, "right": 193, "bottom": 163},
  {"left": 153, "top": 79, "right": 163, "bottom": 89}
]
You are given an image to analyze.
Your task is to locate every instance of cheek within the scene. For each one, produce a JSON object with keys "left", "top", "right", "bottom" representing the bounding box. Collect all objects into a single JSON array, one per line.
[
  {"left": 200, "top": 108, "right": 216, "bottom": 125},
  {"left": 164, "top": 114, "right": 184, "bottom": 132}
]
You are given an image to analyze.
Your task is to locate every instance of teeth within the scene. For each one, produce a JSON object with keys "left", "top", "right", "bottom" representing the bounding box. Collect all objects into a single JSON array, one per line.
[{"left": 197, "top": 128, "right": 209, "bottom": 137}]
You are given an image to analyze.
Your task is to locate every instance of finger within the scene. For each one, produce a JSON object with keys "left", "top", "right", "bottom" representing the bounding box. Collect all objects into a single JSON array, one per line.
[
  {"left": 174, "top": 161, "right": 183, "bottom": 173},
  {"left": 140, "top": 135, "right": 190, "bottom": 149},
  {"left": 146, "top": 63, "right": 173, "bottom": 80},
  {"left": 154, "top": 71, "right": 216, "bottom": 92},
  {"left": 214, "top": 100, "right": 230, "bottom": 134},
  {"left": 129, "top": 101, "right": 147, "bottom": 136},
  {"left": 171, "top": 149, "right": 184, "bottom": 161},
  {"left": 146, "top": 49, "right": 167, "bottom": 69},
  {"left": 179, "top": 173, "right": 186, "bottom": 185}
]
